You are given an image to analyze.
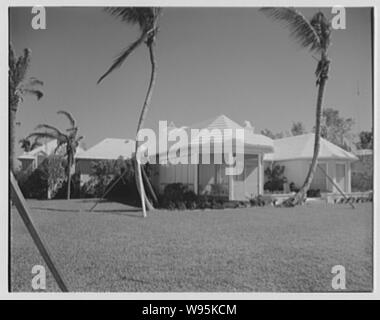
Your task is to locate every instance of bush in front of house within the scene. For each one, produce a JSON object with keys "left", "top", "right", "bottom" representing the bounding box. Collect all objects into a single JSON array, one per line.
[
  {"left": 15, "top": 155, "right": 67, "bottom": 199},
  {"left": 16, "top": 167, "right": 48, "bottom": 199},
  {"left": 264, "top": 164, "right": 287, "bottom": 192},
  {"left": 249, "top": 195, "right": 273, "bottom": 207},
  {"left": 80, "top": 158, "right": 142, "bottom": 206},
  {"left": 289, "top": 182, "right": 300, "bottom": 193},
  {"left": 159, "top": 183, "right": 198, "bottom": 209},
  {"left": 306, "top": 189, "right": 321, "bottom": 198},
  {"left": 351, "top": 171, "right": 373, "bottom": 192},
  {"left": 159, "top": 183, "right": 233, "bottom": 210}
]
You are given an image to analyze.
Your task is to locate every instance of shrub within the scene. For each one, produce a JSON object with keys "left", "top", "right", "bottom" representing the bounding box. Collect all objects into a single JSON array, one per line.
[
  {"left": 17, "top": 167, "right": 48, "bottom": 199},
  {"left": 249, "top": 195, "right": 273, "bottom": 207},
  {"left": 16, "top": 155, "right": 66, "bottom": 199},
  {"left": 264, "top": 164, "right": 287, "bottom": 192},
  {"left": 289, "top": 182, "right": 299, "bottom": 193},
  {"left": 352, "top": 172, "right": 373, "bottom": 192},
  {"left": 81, "top": 158, "right": 142, "bottom": 206},
  {"left": 160, "top": 183, "right": 198, "bottom": 209},
  {"left": 306, "top": 189, "right": 321, "bottom": 198}
]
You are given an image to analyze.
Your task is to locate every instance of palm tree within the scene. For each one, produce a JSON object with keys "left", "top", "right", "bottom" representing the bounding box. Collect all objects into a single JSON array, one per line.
[
  {"left": 97, "top": 7, "right": 162, "bottom": 217},
  {"left": 9, "top": 43, "right": 43, "bottom": 172},
  {"left": 19, "top": 137, "right": 42, "bottom": 152},
  {"left": 27, "top": 110, "right": 83, "bottom": 200},
  {"left": 260, "top": 8, "right": 331, "bottom": 205}
]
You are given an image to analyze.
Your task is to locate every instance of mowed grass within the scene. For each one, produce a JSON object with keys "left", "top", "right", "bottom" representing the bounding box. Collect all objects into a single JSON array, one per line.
[{"left": 10, "top": 199, "right": 373, "bottom": 292}]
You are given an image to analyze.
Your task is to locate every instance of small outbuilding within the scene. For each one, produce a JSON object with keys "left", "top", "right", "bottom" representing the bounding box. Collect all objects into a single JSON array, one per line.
[{"left": 263, "top": 133, "right": 358, "bottom": 193}]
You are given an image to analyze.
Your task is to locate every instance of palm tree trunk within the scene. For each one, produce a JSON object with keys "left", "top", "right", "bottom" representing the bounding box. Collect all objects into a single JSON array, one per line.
[
  {"left": 134, "top": 42, "right": 157, "bottom": 216},
  {"left": 66, "top": 156, "right": 72, "bottom": 200},
  {"left": 9, "top": 108, "right": 17, "bottom": 173},
  {"left": 289, "top": 54, "right": 329, "bottom": 206}
]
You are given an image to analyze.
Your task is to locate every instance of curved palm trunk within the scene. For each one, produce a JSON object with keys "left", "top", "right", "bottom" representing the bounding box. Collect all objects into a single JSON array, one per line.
[
  {"left": 134, "top": 42, "right": 157, "bottom": 216},
  {"left": 66, "top": 156, "right": 72, "bottom": 200},
  {"left": 9, "top": 108, "right": 17, "bottom": 173},
  {"left": 288, "top": 53, "right": 329, "bottom": 206}
]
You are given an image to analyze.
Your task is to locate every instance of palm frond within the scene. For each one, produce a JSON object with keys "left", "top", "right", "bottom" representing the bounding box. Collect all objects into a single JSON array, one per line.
[
  {"left": 104, "top": 7, "right": 159, "bottom": 31},
  {"left": 97, "top": 31, "right": 147, "bottom": 84},
  {"left": 57, "top": 110, "right": 76, "bottom": 128},
  {"left": 26, "top": 77, "right": 44, "bottom": 87},
  {"left": 35, "top": 124, "right": 64, "bottom": 137},
  {"left": 27, "top": 132, "right": 59, "bottom": 141},
  {"left": 30, "top": 139, "right": 42, "bottom": 150},
  {"left": 22, "top": 88, "right": 43, "bottom": 100},
  {"left": 260, "top": 7, "right": 321, "bottom": 52}
]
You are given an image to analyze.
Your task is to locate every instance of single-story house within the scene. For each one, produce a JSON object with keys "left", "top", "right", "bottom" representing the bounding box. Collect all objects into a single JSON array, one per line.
[
  {"left": 75, "top": 138, "right": 135, "bottom": 186},
  {"left": 149, "top": 115, "right": 274, "bottom": 201},
  {"left": 18, "top": 139, "right": 85, "bottom": 172},
  {"left": 263, "top": 133, "right": 358, "bottom": 193}
]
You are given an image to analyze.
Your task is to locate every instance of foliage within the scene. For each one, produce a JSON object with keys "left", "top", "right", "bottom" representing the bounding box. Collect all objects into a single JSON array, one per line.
[
  {"left": 19, "top": 137, "right": 42, "bottom": 152},
  {"left": 9, "top": 44, "right": 43, "bottom": 110},
  {"left": 15, "top": 155, "right": 67, "bottom": 199},
  {"left": 249, "top": 195, "right": 273, "bottom": 207},
  {"left": 264, "top": 164, "right": 287, "bottom": 192},
  {"left": 260, "top": 128, "right": 285, "bottom": 140},
  {"left": 81, "top": 158, "right": 140, "bottom": 205},
  {"left": 291, "top": 121, "right": 306, "bottom": 136},
  {"left": 9, "top": 44, "right": 43, "bottom": 171},
  {"left": 356, "top": 131, "right": 373, "bottom": 150},
  {"left": 289, "top": 182, "right": 300, "bottom": 193},
  {"left": 306, "top": 189, "right": 321, "bottom": 198},
  {"left": 97, "top": 8, "right": 162, "bottom": 84},
  {"left": 352, "top": 154, "right": 373, "bottom": 191},
  {"left": 27, "top": 110, "right": 83, "bottom": 199},
  {"left": 317, "top": 108, "right": 355, "bottom": 150}
]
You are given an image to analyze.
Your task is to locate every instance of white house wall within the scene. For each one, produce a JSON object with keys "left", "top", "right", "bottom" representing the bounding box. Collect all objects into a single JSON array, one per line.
[{"left": 266, "top": 159, "right": 352, "bottom": 193}]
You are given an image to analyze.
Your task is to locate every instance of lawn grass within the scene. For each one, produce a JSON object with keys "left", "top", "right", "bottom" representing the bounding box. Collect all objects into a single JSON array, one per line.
[{"left": 10, "top": 199, "right": 373, "bottom": 292}]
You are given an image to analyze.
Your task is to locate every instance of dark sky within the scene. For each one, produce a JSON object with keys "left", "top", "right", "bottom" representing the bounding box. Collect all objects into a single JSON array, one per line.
[{"left": 10, "top": 7, "right": 373, "bottom": 155}]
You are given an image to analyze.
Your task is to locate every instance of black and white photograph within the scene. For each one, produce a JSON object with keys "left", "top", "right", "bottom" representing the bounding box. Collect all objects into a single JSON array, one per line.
[{"left": 4, "top": 1, "right": 376, "bottom": 298}]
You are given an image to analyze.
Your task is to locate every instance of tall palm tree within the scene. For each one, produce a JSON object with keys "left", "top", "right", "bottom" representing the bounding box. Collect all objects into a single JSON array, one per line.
[
  {"left": 97, "top": 7, "right": 162, "bottom": 217},
  {"left": 9, "top": 43, "right": 43, "bottom": 172},
  {"left": 260, "top": 8, "right": 331, "bottom": 206},
  {"left": 19, "top": 137, "right": 42, "bottom": 152},
  {"left": 27, "top": 110, "right": 83, "bottom": 200}
]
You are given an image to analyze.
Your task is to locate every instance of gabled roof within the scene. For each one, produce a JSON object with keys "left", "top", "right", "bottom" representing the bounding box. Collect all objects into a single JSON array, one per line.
[
  {"left": 263, "top": 133, "right": 358, "bottom": 162},
  {"left": 189, "top": 114, "right": 243, "bottom": 131},
  {"left": 161, "top": 114, "right": 274, "bottom": 157},
  {"left": 18, "top": 139, "right": 85, "bottom": 160},
  {"left": 75, "top": 138, "right": 135, "bottom": 160}
]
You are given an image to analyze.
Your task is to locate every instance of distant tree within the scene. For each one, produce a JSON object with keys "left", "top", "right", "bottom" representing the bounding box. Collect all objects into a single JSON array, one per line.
[
  {"left": 9, "top": 44, "right": 43, "bottom": 172},
  {"left": 316, "top": 108, "right": 354, "bottom": 150},
  {"left": 291, "top": 121, "right": 306, "bottom": 136},
  {"left": 356, "top": 130, "right": 373, "bottom": 150},
  {"left": 261, "top": 8, "right": 332, "bottom": 205},
  {"left": 19, "top": 137, "right": 42, "bottom": 152},
  {"left": 27, "top": 110, "right": 83, "bottom": 200},
  {"left": 261, "top": 128, "right": 285, "bottom": 140}
]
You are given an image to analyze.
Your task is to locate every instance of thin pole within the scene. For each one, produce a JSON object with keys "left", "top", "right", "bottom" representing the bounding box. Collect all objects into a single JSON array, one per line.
[
  {"left": 10, "top": 172, "right": 69, "bottom": 292},
  {"left": 88, "top": 169, "right": 128, "bottom": 212},
  {"left": 317, "top": 164, "right": 355, "bottom": 209}
]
